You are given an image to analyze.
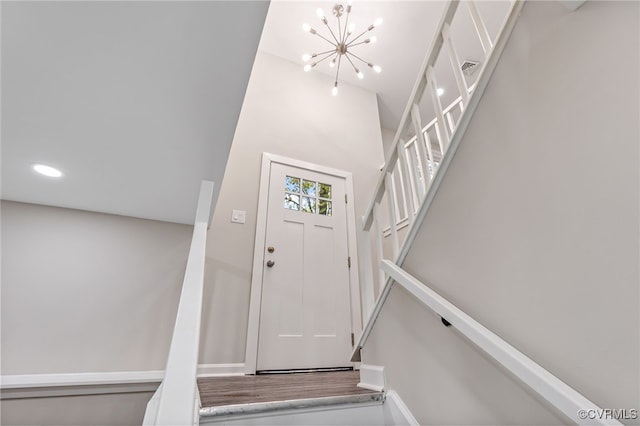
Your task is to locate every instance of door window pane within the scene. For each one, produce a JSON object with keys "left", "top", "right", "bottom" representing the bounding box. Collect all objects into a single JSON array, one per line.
[
  {"left": 284, "top": 193, "right": 300, "bottom": 210},
  {"left": 301, "top": 197, "right": 316, "bottom": 213},
  {"left": 285, "top": 176, "right": 301, "bottom": 193},
  {"left": 318, "top": 183, "right": 332, "bottom": 199},
  {"left": 302, "top": 180, "right": 316, "bottom": 196},
  {"left": 318, "top": 200, "right": 332, "bottom": 216}
]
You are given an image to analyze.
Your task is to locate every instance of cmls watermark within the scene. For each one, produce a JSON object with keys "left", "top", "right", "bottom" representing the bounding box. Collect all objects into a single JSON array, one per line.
[{"left": 577, "top": 409, "right": 638, "bottom": 421}]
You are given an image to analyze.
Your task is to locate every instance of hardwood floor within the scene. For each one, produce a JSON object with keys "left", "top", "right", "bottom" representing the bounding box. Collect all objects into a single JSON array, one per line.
[{"left": 198, "top": 370, "right": 378, "bottom": 408}]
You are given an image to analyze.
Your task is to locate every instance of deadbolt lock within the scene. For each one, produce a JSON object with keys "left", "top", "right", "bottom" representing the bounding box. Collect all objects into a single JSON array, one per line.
[
  {"left": 267, "top": 246, "right": 275, "bottom": 253},
  {"left": 266, "top": 260, "right": 275, "bottom": 267}
]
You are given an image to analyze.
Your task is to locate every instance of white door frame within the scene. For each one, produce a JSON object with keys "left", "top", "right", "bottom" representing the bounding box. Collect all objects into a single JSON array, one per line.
[{"left": 244, "top": 153, "right": 362, "bottom": 374}]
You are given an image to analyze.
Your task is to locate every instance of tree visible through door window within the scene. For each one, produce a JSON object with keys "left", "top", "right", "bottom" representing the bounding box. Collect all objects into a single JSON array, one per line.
[{"left": 284, "top": 175, "right": 332, "bottom": 216}]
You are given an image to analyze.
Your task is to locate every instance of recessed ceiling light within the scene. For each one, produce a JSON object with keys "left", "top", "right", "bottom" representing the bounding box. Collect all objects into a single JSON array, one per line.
[
  {"left": 33, "top": 164, "right": 63, "bottom": 178},
  {"left": 437, "top": 88, "right": 445, "bottom": 97}
]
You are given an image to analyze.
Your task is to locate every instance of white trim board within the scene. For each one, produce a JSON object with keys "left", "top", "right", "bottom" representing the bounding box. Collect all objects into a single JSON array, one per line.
[
  {"left": 1, "top": 370, "right": 164, "bottom": 390},
  {"left": 357, "top": 364, "right": 385, "bottom": 392},
  {"left": 0, "top": 363, "right": 245, "bottom": 399},
  {"left": 244, "top": 152, "right": 363, "bottom": 375},
  {"left": 383, "top": 391, "right": 420, "bottom": 426},
  {"left": 197, "top": 363, "right": 245, "bottom": 378},
  {"left": 1, "top": 382, "right": 160, "bottom": 400}
]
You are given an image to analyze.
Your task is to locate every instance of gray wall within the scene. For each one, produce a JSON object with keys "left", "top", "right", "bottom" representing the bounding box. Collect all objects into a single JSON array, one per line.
[
  {"left": 1, "top": 201, "right": 192, "bottom": 374},
  {"left": 363, "top": 1, "right": 639, "bottom": 424},
  {"left": 1, "top": 391, "right": 154, "bottom": 426},
  {"left": 380, "top": 127, "right": 396, "bottom": 161},
  {"left": 199, "top": 51, "right": 384, "bottom": 364}
]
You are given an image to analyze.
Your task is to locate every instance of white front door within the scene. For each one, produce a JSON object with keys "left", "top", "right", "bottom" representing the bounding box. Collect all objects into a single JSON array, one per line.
[{"left": 256, "top": 161, "right": 353, "bottom": 371}]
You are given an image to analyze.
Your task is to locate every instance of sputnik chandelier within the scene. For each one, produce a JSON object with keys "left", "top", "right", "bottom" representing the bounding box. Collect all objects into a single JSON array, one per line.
[{"left": 302, "top": 2, "right": 382, "bottom": 96}]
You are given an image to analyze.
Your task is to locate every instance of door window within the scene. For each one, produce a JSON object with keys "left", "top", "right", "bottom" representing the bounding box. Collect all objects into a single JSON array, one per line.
[{"left": 284, "top": 175, "right": 332, "bottom": 216}]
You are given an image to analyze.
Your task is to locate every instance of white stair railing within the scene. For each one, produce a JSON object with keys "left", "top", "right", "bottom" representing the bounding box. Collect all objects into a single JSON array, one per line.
[
  {"left": 358, "top": 0, "right": 522, "bottom": 328},
  {"left": 143, "top": 180, "right": 214, "bottom": 426},
  {"left": 354, "top": 1, "right": 621, "bottom": 424}
]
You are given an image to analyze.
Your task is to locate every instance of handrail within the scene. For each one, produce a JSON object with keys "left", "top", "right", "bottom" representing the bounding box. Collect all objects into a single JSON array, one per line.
[
  {"left": 143, "top": 180, "right": 214, "bottom": 426},
  {"left": 380, "top": 260, "right": 622, "bottom": 426}
]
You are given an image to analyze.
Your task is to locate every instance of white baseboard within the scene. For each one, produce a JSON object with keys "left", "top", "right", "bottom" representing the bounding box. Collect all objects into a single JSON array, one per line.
[
  {"left": 357, "top": 364, "right": 385, "bottom": 392},
  {"left": 197, "top": 363, "right": 245, "bottom": 377},
  {"left": 1, "top": 363, "right": 246, "bottom": 399},
  {"left": 383, "top": 390, "right": 419, "bottom": 426}
]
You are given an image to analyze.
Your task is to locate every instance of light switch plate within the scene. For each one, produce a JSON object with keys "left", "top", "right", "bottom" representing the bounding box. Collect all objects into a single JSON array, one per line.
[{"left": 231, "top": 210, "right": 246, "bottom": 224}]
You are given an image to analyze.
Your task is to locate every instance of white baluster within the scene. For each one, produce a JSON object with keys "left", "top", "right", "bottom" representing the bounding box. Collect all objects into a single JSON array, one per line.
[
  {"left": 446, "top": 111, "right": 456, "bottom": 133},
  {"left": 466, "top": 0, "right": 493, "bottom": 57},
  {"left": 442, "top": 22, "right": 470, "bottom": 108},
  {"left": 397, "top": 141, "right": 417, "bottom": 223},
  {"left": 427, "top": 65, "right": 451, "bottom": 153},
  {"left": 373, "top": 202, "right": 387, "bottom": 295},
  {"left": 405, "top": 140, "right": 423, "bottom": 207},
  {"left": 413, "top": 106, "right": 435, "bottom": 164},
  {"left": 385, "top": 173, "right": 400, "bottom": 260},
  {"left": 358, "top": 222, "right": 376, "bottom": 319},
  {"left": 411, "top": 104, "right": 433, "bottom": 196}
]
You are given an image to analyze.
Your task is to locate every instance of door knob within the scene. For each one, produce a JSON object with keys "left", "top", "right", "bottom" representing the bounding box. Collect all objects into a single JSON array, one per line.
[{"left": 266, "top": 260, "right": 275, "bottom": 267}]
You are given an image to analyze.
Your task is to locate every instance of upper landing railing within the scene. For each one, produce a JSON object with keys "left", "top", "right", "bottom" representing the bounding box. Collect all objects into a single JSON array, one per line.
[
  {"left": 354, "top": 1, "right": 621, "bottom": 425},
  {"left": 143, "top": 180, "right": 214, "bottom": 426},
  {"left": 357, "top": 0, "right": 516, "bottom": 319},
  {"left": 358, "top": 0, "right": 517, "bottom": 311}
]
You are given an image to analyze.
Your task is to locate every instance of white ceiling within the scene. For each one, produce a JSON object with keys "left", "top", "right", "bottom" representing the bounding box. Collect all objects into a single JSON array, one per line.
[
  {"left": 1, "top": 0, "right": 511, "bottom": 225},
  {"left": 1, "top": 1, "right": 269, "bottom": 224},
  {"left": 259, "top": 0, "right": 513, "bottom": 130}
]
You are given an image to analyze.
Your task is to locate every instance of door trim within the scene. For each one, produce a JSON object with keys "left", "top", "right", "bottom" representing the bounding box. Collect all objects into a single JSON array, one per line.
[{"left": 244, "top": 153, "right": 362, "bottom": 375}]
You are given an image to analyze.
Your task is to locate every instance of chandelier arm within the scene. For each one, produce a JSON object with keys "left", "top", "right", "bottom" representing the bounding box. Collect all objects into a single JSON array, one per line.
[
  {"left": 338, "top": 14, "right": 343, "bottom": 43},
  {"left": 314, "top": 50, "right": 337, "bottom": 65},
  {"left": 314, "top": 48, "right": 338, "bottom": 57},
  {"left": 346, "top": 28, "right": 371, "bottom": 46},
  {"left": 345, "top": 51, "right": 370, "bottom": 66},
  {"left": 344, "top": 53, "right": 360, "bottom": 74},
  {"left": 348, "top": 40, "right": 371, "bottom": 48},
  {"left": 342, "top": 12, "right": 351, "bottom": 44},
  {"left": 322, "top": 19, "right": 341, "bottom": 45},
  {"left": 312, "top": 31, "right": 338, "bottom": 47},
  {"left": 335, "top": 54, "right": 343, "bottom": 83}
]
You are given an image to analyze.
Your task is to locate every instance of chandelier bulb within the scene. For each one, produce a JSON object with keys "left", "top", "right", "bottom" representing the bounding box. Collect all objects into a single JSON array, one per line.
[
  {"left": 302, "top": 23, "right": 311, "bottom": 32},
  {"left": 332, "top": 83, "right": 338, "bottom": 96},
  {"left": 329, "top": 57, "right": 336, "bottom": 68},
  {"left": 316, "top": 8, "right": 324, "bottom": 18},
  {"left": 304, "top": 64, "right": 312, "bottom": 72},
  {"left": 302, "top": 53, "right": 312, "bottom": 62},
  {"left": 370, "top": 36, "right": 377, "bottom": 44},
  {"left": 373, "top": 65, "right": 382, "bottom": 73},
  {"left": 357, "top": 71, "right": 364, "bottom": 79},
  {"left": 374, "top": 17, "right": 383, "bottom": 27}
]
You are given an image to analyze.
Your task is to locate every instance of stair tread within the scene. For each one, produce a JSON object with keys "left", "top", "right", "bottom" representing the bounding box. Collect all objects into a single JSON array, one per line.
[
  {"left": 199, "top": 392, "right": 384, "bottom": 418},
  {"left": 198, "top": 370, "right": 381, "bottom": 416}
]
